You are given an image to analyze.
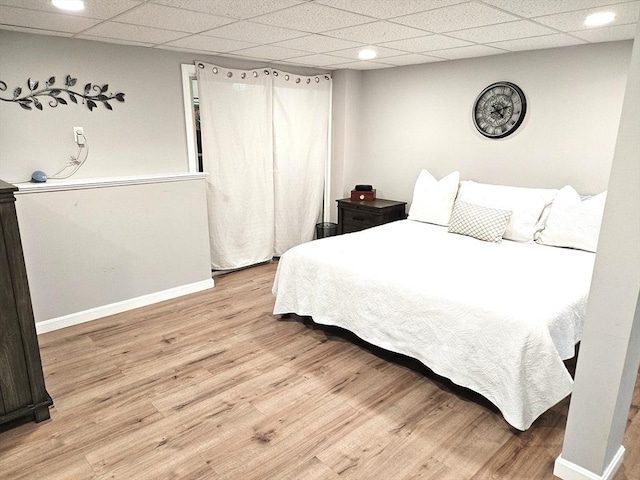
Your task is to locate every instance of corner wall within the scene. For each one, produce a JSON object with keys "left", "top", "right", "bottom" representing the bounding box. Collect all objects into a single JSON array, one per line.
[{"left": 555, "top": 22, "right": 640, "bottom": 480}]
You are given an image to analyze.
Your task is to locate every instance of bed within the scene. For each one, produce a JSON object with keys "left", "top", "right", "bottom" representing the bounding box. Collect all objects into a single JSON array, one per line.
[{"left": 272, "top": 174, "right": 604, "bottom": 431}]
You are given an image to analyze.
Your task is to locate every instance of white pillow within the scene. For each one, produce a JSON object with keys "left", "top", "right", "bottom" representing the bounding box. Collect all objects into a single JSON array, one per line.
[
  {"left": 448, "top": 201, "right": 512, "bottom": 243},
  {"left": 536, "top": 186, "right": 606, "bottom": 252},
  {"left": 456, "top": 181, "right": 558, "bottom": 242},
  {"left": 407, "top": 170, "right": 460, "bottom": 226}
]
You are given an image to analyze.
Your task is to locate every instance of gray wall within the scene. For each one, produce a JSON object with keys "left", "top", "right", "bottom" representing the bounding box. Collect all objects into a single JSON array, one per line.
[
  {"left": 15, "top": 177, "right": 213, "bottom": 328},
  {"left": 332, "top": 41, "right": 632, "bottom": 205},
  {"left": 0, "top": 30, "right": 322, "bottom": 183}
]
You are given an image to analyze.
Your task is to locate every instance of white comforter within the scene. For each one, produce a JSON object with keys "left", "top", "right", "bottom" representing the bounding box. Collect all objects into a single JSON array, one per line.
[{"left": 272, "top": 220, "right": 596, "bottom": 430}]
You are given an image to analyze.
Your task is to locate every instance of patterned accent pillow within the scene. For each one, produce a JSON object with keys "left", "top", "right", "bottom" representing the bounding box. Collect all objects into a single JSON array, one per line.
[{"left": 448, "top": 201, "right": 512, "bottom": 243}]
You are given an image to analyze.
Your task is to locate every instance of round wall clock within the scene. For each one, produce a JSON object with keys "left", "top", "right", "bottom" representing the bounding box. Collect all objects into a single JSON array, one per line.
[{"left": 473, "top": 81, "right": 527, "bottom": 139}]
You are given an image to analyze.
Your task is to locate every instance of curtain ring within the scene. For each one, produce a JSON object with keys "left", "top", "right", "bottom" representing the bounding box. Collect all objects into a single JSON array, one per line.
[
  {"left": 253, "top": 71, "right": 258, "bottom": 77},
  {"left": 296, "top": 78, "right": 300, "bottom": 83},
  {"left": 285, "top": 74, "right": 290, "bottom": 81},
  {"left": 264, "top": 69, "right": 270, "bottom": 75},
  {"left": 273, "top": 71, "right": 278, "bottom": 77},
  {"left": 315, "top": 77, "right": 319, "bottom": 83},
  {"left": 197, "top": 63, "right": 204, "bottom": 69},
  {"left": 241, "top": 73, "right": 246, "bottom": 79},
  {"left": 212, "top": 67, "right": 218, "bottom": 74},
  {"left": 227, "top": 72, "right": 233, "bottom": 78},
  {"left": 306, "top": 78, "right": 311, "bottom": 84}
]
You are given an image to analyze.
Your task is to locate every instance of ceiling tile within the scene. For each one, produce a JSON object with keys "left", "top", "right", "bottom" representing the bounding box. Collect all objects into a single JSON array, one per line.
[
  {"left": 380, "top": 53, "right": 445, "bottom": 65},
  {"left": 570, "top": 23, "right": 638, "bottom": 42},
  {"left": 250, "top": 2, "right": 373, "bottom": 33},
  {"left": 280, "top": 53, "right": 351, "bottom": 66},
  {"left": 428, "top": 44, "right": 507, "bottom": 59},
  {"left": 380, "top": 34, "right": 472, "bottom": 52},
  {"left": 534, "top": 2, "right": 640, "bottom": 31},
  {"left": 81, "top": 22, "right": 190, "bottom": 44},
  {"left": 314, "top": 0, "right": 467, "bottom": 19},
  {"left": 0, "top": 5, "right": 100, "bottom": 33},
  {"left": 324, "top": 59, "right": 396, "bottom": 69},
  {"left": 488, "top": 33, "right": 586, "bottom": 51},
  {"left": 155, "top": 44, "right": 227, "bottom": 55},
  {"left": 328, "top": 45, "right": 410, "bottom": 60},
  {"left": 202, "top": 20, "right": 306, "bottom": 43},
  {"left": 481, "top": 0, "right": 639, "bottom": 18},
  {"left": 231, "top": 44, "right": 311, "bottom": 60},
  {"left": 0, "top": 0, "right": 143, "bottom": 19},
  {"left": 149, "top": 0, "right": 306, "bottom": 19},
  {"left": 271, "top": 34, "right": 364, "bottom": 53},
  {"left": 393, "top": 2, "right": 520, "bottom": 32},
  {"left": 325, "top": 20, "right": 430, "bottom": 44},
  {"left": 448, "top": 20, "right": 557, "bottom": 43},
  {"left": 163, "top": 34, "right": 258, "bottom": 52},
  {"left": 75, "top": 34, "right": 156, "bottom": 47},
  {"left": 114, "top": 3, "right": 234, "bottom": 33},
  {"left": 0, "top": 0, "right": 636, "bottom": 71}
]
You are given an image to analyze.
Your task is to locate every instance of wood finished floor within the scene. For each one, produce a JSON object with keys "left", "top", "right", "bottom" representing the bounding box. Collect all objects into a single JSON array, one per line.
[{"left": 1, "top": 261, "right": 638, "bottom": 479}]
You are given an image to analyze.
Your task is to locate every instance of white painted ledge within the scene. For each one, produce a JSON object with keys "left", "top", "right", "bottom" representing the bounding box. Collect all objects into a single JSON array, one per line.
[
  {"left": 554, "top": 446, "right": 625, "bottom": 480},
  {"left": 36, "top": 278, "right": 214, "bottom": 335},
  {"left": 14, "top": 172, "right": 207, "bottom": 195}
]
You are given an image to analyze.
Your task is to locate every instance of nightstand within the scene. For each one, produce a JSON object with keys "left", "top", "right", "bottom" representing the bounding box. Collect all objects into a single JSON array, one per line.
[{"left": 337, "top": 198, "right": 407, "bottom": 234}]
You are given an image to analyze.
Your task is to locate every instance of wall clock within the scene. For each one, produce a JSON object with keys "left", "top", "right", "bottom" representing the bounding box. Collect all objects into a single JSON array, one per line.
[{"left": 473, "top": 81, "right": 527, "bottom": 139}]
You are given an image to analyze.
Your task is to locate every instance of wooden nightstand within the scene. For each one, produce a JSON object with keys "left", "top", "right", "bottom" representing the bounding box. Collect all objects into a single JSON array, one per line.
[{"left": 337, "top": 198, "right": 407, "bottom": 234}]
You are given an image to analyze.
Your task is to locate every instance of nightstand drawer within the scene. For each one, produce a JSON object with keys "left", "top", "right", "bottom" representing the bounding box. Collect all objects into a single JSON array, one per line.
[
  {"left": 337, "top": 198, "right": 406, "bottom": 235},
  {"left": 342, "top": 208, "right": 381, "bottom": 231}
]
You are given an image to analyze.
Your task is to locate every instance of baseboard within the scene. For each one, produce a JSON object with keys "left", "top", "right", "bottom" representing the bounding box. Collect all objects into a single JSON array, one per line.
[
  {"left": 35, "top": 278, "right": 215, "bottom": 334},
  {"left": 554, "top": 446, "right": 625, "bottom": 480}
]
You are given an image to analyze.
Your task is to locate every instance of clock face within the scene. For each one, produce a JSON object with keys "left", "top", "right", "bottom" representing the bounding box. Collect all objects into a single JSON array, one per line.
[{"left": 473, "top": 82, "right": 527, "bottom": 139}]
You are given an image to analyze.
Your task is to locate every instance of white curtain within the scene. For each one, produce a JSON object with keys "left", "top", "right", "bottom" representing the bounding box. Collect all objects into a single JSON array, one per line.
[
  {"left": 273, "top": 71, "right": 331, "bottom": 255},
  {"left": 196, "top": 62, "right": 331, "bottom": 269},
  {"left": 196, "top": 64, "right": 274, "bottom": 270}
]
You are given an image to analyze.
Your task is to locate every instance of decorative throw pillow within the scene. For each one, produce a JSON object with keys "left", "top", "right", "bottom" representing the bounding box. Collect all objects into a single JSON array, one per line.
[
  {"left": 456, "top": 181, "right": 558, "bottom": 242},
  {"left": 407, "top": 169, "right": 460, "bottom": 226},
  {"left": 536, "top": 186, "right": 606, "bottom": 252},
  {"left": 448, "top": 201, "right": 512, "bottom": 243}
]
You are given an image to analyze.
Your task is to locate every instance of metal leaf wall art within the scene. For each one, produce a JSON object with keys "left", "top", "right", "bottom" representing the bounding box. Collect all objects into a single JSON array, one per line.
[{"left": 0, "top": 75, "right": 125, "bottom": 111}]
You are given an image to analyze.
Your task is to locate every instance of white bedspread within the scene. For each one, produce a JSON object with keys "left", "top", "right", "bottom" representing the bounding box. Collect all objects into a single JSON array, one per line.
[{"left": 272, "top": 220, "right": 596, "bottom": 430}]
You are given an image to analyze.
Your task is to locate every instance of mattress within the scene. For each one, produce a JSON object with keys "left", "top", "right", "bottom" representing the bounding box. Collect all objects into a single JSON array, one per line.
[{"left": 272, "top": 220, "right": 596, "bottom": 430}]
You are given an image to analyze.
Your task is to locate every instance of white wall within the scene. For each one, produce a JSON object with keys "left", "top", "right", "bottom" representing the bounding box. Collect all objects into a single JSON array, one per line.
[{"left": 341, "top": 41, "right": 632, "bottom": 204}]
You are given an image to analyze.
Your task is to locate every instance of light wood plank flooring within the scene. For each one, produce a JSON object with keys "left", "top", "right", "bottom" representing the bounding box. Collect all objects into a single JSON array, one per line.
[{"left": 1, "top": 261, "right": 638, "bottom": 479}]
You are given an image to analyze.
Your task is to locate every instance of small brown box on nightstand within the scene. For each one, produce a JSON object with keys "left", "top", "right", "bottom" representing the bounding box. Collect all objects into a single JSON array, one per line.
[{"left": 350, "top": 189, "right": 376, "bottom": 201}]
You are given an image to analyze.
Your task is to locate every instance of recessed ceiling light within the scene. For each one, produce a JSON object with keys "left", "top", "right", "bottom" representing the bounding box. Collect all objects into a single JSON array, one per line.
[
  {"left": 358, "top": 48, "right": 377, "bottom": 61},
  {"left": 584, "top": 11, "right": 616, "bottom": 26},
  {"left": 51, "top": 0, "right": 85, "bottom": 11}
]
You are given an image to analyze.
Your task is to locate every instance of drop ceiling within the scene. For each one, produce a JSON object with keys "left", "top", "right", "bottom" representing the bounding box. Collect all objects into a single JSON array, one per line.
[{"left": 0, "top": 0, "right": 638, "bottom": 70}]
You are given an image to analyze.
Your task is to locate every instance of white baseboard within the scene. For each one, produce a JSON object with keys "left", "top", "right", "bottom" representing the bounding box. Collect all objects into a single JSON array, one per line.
[
  {"left": 35, "top": 278, "right": 215, "bottom": 334},
  {"left": 554, "top": 446, "right": 625, "bottom": 480}
]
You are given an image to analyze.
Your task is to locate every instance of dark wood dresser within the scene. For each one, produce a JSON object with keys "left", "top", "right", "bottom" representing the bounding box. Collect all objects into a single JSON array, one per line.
[
  {"left": 0, "top": 179, "right": 52, "bottom": 426},
  {"left": 337, "top": 198, "right": 407, "bottom": 235}
]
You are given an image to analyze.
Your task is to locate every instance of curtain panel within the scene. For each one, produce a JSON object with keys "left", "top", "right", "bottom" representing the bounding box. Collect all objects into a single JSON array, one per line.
[
  {"left": 196, "top": 62, "right": 331, "bottom": 269},
  {"left": 196, "top": 64, "right": 274, "bottom": 270}
]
